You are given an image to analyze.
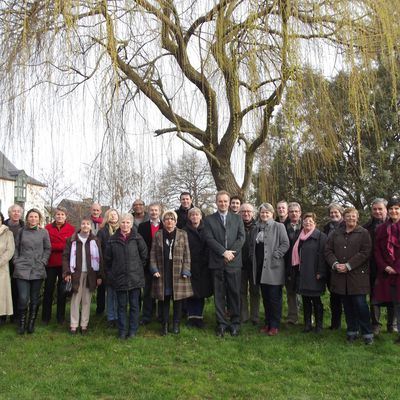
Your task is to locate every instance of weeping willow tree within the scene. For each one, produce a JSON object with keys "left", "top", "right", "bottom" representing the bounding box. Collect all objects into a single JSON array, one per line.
[{"left": 0, "top": 0, "right": 398, "bottom": 198}]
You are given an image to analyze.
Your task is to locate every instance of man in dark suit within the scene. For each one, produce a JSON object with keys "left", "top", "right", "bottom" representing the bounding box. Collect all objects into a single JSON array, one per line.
[
  {"left": 138, "top": 202, "right": 163, "bottom": 324},
  {"left": 204, "top": 191, "right": 245, "bottom": 336}
]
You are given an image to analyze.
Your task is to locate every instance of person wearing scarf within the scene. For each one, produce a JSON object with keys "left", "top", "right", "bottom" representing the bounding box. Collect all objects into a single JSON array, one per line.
[
  {"left": 325, "top": 207, "right": 373, "bottom": 345},
  {"left": 291, "top": 213, "right": 327, "bottom": 333},
  {"left": 373, "top": 197, "right": 400, "bottom": 343},
  {"left": 63, "top": 218, "right": 103, "bottom": 335},
  {"left": 97, "top": 209, "right": 120, "bottom": 328},
  {"left": 150, "top": 210, "right": 192, "bottom": 336},
  {"left": 249, "top": 203, "right": 289, "bottom": 336}
]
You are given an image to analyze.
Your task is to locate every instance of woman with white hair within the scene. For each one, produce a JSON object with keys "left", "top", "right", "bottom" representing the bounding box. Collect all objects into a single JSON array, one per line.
[
  {"left": 105, "top": 213, "right": 147, "bottom": 339},
  {"left": 250, "top": 203, "right": 289, "bottom": 336}
]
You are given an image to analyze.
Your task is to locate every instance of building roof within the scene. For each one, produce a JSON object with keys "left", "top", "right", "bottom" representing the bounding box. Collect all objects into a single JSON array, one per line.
[{"left": 0, "top": 150, "right": 46, "bottom": 187}]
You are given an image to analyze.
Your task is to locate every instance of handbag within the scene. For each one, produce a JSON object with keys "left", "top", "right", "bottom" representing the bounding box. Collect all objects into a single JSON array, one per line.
[{"left": 61, "top": 279, "right": 72, "bottom": 296}]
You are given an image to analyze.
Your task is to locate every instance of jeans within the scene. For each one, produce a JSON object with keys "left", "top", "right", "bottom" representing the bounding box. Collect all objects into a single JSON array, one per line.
[
  {"left": 116, "top": 288, "right": 141, "bottom": 337},
  {"left": 16, "top": 279, "right": 43, "bottom": 311},
  {"left": 42, "top": 266, "right": 66, "bottom": 322},
  {"left": 260, "top": 284, "right": 283, "bottom": 329},
  {"left": 342, "top": 294, "right": 373, "bottom": 338},
  {"left": 106, "top": 285, "right": 119, "bottom": 322}
]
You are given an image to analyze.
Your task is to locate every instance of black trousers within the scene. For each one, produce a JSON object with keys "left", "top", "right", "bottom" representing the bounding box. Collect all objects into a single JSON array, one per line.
[
  {"left": 96, "top": 283, "right": 106, "bottom": 314},
  {"left": 212, "top": 267, "right": 241, "bottom": 329},
  {"left": 158, "top": 296, "right": 182, "bottom": 324},
  {"left": 42, "top": 267, "right": 66, "bottom": 323}
]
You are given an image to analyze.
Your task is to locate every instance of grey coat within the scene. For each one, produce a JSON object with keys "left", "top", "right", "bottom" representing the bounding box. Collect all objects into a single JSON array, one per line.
[
  {"left": 13, "top": 227, "right": 51, "bottom": 280},
  {"left": 250, "top": 220, "right": 290, "bottom": 285}
]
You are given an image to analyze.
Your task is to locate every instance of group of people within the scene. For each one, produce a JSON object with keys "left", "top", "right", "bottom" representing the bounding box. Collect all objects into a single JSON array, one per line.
[{"left": 1, "top": 192, "right": 400, "bottom": 345}]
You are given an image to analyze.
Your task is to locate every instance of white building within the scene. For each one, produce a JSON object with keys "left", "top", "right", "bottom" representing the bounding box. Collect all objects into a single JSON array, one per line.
[{"left": 0, "top": 151, "right": 46, "bottom": 218}]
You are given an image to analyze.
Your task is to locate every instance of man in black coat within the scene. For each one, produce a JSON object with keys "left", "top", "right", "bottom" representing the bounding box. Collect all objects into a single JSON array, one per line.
[
  {"left": 203, "top": 191, "right": 245, "bottom": 337},
  {"left": 138, "top": 203, "right": 163, "bottom": 325}
]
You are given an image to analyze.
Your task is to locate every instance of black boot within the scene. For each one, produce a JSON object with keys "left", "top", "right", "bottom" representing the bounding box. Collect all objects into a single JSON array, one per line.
[
  {"left": 172, "top": 321, "right": 180, "bottom": 334},
  {"left": 315, "top": 302, "right": 324, "bottom": 333},
  {"left": 17, "top": 309, "right": 27, "bottom": 335},
  {"left": 302, "top": 299, "right": 312, "bottom": 333},
  {"left": 27, "top": 305, "right": 39, "bottom": 334},
  {"left": 160, "top": 322, "right": 168, "bottom": 336}
]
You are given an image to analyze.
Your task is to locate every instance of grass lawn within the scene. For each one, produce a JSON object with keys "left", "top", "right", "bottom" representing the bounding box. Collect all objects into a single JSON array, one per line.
[{"left": 0, "top": 296, "right": 399, "bottom": 400}]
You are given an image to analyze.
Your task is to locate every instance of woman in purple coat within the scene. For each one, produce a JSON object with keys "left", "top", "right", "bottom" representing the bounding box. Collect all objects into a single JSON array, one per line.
[{"left": 373, "top": 197, "right": 400, "bottom": 343}]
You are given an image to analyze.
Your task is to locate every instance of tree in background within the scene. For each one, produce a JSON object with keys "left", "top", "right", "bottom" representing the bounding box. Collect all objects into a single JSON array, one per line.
[
  {"left": 155, "top": 152, "right": 216, "bottom": 212},
  {"left": 257, "top": 61, "right": 400, "bottom": 218},
  {"left": 1, "top": 1, "right": 398, "bottom": 198}
]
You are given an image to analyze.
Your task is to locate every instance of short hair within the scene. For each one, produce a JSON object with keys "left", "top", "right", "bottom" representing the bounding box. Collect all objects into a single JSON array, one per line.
[
  {"left": 0, "top": 212, "right": 4, "bottom": 224},
  {"left": 288, "top": 202, "right": 301, "bottom": 211},
  {"left": 343, "top": 207, "right": 359, "bottom": 218},
  {"left": 132, "top": 199, "right": 145, "bottom": 206},
  {"left": 371, "top": 198, "right": 387, "bottom": 207},
  {"left": 162, "top": 210, "right": 178, "bottom": 222},
  {"left": 216, "top": 190, "right": 231, "bottom": 201},
  {"left": 120, "top": 213, "right": 134, "bottom": 223},
  {"left": 240, "top": 203, "right": 254, "bottom": 213},
  {"left": 148, "top": 202, "right": 162, "bottom": 211},
  {"left": 7, "top": 204, "right": 23, "bottom": 217},
  {"left": 258, "top": 202, "right": 275, "bottom": 214},
  {"left": 327, "top": 202, "right": 344, "bottom": 215},
  {"left": 188, "top": 207, "right": 202, "bottom": 218},
  {"left": 387, "top": 197, "right": 400, "bottom": 209},
  {"left": 180, "top": 192, "right": 192, "bottom": 199},
  {"left": 276, "top": 200, "right": 288, "bottom": 207},
  {"left": 25, "top": 208, "right": 43, "bottom": 224},
  {"left": 54, "top": 206, "right": 68, "bottom": 217},
  {"left": 230, "top": 195, "right": 242, "bottom": 204},
  {"left": 81, "top": 216, "right": 92, "bottom": 224},
  {"left": 303, "top": 212, "right": 317, "bottom": 223}
]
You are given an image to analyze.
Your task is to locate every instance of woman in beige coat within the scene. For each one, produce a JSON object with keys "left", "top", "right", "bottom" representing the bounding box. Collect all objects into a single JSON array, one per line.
[{"left": 0, "top": 212, "right": 15, "bottom": 323}]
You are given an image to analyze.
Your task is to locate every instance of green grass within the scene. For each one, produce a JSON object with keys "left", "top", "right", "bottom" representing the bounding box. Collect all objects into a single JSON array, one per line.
[{"left": 0, "top": 297, "right": 399, "bottom": 400}]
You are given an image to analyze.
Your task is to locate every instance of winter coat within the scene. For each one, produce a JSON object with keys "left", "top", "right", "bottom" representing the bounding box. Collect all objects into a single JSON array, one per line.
[
  {"left": 105, "top": 229, "right": 148, "bottom": 291},
  {"left": 46, "top": 222, "right": 75, "bottom": 267},
  {"left": 325, "top": 225, "right": 371, "bottom": 295},
  {"left": 373, "top": 220, "right": 400, "bottom": 303},
  {"left": 294, "top": 229, "right": 327, "bottom": 296},
  {"left": 150, "top": 228, "right": 193, "bottom": 301},
  {"left": 62, "top": 232, "right": 104, "bottom": 293},
  {"left": 250, "top": 220, "right": 290, "bottom": 286},
  {"left": 97, "top": 224, "right": 118, "bottom": 284},
  {"left": 0, "top": 225, "right": 15, "bottom": 316},
  {"left": 13, "top": 227, "right": 51, "bottom": 280},
  {"left": 184, "top": 222, "right": 212, "bottom": 298}
]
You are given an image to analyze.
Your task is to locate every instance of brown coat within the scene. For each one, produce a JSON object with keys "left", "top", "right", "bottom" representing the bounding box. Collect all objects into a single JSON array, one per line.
[
  {"left": 0, "top": 225, "right": 15, "bottom": 316},
  {"left": 325, "top": 225, "right": 371, "bottom": 295},
  {"left": 62, "top": 232, "right": 104, "bottom": 293},
  {"left": 150, "top": 228, "right": 193, "bottom": 301}
]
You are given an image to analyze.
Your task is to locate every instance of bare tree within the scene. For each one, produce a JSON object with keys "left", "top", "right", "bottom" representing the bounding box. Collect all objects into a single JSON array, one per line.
[
  {"left": 1, "top": 1, "right": 398, "bottom": 198},
  {"left": 155, "top": 152, "right": 216, "bottom": 210}
]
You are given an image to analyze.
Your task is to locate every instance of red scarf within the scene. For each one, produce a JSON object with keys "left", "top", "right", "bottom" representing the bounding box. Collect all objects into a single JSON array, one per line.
[{"left": 91, "top": 216, "right": 103, "bottom": 224}]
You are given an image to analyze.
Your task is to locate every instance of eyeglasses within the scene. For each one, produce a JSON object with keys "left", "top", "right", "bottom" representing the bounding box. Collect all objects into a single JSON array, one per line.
[
  {"left": 241, "top": 210, "right": 253, "bottom": 213},
  {"left": 133, "top": 203, "right": 144, "bottom": 206}
]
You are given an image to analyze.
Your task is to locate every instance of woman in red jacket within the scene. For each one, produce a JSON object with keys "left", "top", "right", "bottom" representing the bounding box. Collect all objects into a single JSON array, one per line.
[{"left": 42, "top": 206, "right": 75, "bottom": 324}]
